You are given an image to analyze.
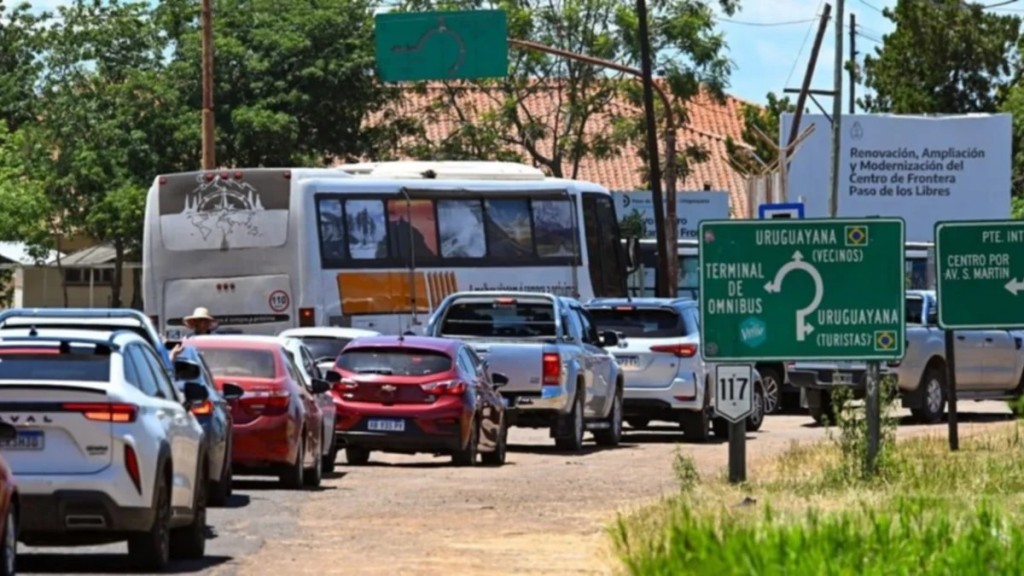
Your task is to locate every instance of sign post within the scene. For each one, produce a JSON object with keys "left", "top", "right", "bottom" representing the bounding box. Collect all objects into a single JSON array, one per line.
[
  {"left": 374, "top": 10, "right": 509, "bottom": 82},
  {"left": 700, "top": 218, "right": 906, "bottom": 473},
  {"left": 714, "top": 364, "right": 754, "bottom": 483},
  {"left": 934, "top": 220, "right": 1024, "bottom": 451}
]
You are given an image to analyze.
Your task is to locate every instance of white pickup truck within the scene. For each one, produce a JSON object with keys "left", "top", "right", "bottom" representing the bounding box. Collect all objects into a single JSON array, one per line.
[
  {"left": 789, "top": 290, "right": 1024, "bottom": 424},
  {"left": 424, "top": 291, "right": 624, "bottom": 452}
]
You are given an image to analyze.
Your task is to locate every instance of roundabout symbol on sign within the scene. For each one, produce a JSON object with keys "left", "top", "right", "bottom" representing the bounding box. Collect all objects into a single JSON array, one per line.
[{"left": 269, "top": 290, "right": 290, "bottom": 313}]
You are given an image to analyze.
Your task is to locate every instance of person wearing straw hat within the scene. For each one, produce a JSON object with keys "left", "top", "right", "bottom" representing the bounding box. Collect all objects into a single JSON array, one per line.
[{"left": 170, "top": 306, "right": 219, "bottom": 360}]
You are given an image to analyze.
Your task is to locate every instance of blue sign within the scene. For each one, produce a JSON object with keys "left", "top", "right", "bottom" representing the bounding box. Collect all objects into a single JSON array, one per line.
[{"left": 758, "top": 202, "right": 805, "bottom": 220}]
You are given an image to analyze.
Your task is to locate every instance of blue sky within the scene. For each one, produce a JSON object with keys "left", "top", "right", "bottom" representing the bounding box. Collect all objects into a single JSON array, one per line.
[{"left": 716, "top": 0, "right": 1024, "bottom": 109}]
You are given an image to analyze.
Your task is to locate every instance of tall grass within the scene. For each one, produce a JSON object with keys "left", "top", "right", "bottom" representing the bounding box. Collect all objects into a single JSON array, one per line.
[{"left": 612, "top": 423, "right": 1024, "bottom": 575}]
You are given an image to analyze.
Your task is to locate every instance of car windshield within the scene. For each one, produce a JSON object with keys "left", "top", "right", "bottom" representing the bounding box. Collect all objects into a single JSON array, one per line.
[
  {"left": 588, "top": 308, "right": 683, "bottom": 338},
  {"left": 336, "top": 347, "right": 452, "bottom": 376},
  {"left": 0, "top": 345, "right": 111, "bottom": 381},
  {"left": 439, "top": 299, "right": 556, "bottom": 338},
  {"left": 906, "top": 298, "right": 924, "bottom": 325},
  {"left": 198, "top": 348, "right": 277, "bottom": 379},
  {"left": 297, "top": 337, "right": 351, "bottom": 362}
]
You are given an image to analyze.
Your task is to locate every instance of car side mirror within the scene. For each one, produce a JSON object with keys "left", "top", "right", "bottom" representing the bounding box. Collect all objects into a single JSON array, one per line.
[
  {"left": 0, "top": 422, "right": 16, "bottom": 442},
  {"left": 221, "top": 382, "right": 244, "bottom": 401},
  {"left": 491, "top": 372, "right": 509, "bottom": 388},
  {"left": 310, "top": 379, "right": 331, "bottom": 395},
  {"left": 183, "top": 381, "right": 209, "bottom": 405},
  {"left": 599, "top": 330, "right": 619, "bottom": 348},
  {"left": 926, "top": 308, "right": 938, "bottom": 325},
  {"left": 324, "top": 370, "right": 342, "bottom": 384},
  {"left": 174, "top": 359, "right": 201, "bottom": 382}
]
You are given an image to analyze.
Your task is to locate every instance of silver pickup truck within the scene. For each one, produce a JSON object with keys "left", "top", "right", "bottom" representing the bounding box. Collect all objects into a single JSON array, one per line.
[
  {"left": 789, "top": 290, "right": 1024, "bottom": 424},
  {"left": 424, "top": 291, "right": 624, "bottom": 452}
]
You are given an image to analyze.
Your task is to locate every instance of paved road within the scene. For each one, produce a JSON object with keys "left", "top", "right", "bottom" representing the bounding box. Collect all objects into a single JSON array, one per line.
[{"left": 19, "top": 402, "right": 1016, "bottom": 575}]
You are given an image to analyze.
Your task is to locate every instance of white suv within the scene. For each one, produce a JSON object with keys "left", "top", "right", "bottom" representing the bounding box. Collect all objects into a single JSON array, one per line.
[{"left": 0, "top": 328, "right": 208, "bottom": 570}]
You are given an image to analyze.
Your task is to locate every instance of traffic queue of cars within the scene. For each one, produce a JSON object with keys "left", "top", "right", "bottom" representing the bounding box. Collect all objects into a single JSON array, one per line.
[{"left": 0, "top": 291, "right": 764, "bottom": 573}]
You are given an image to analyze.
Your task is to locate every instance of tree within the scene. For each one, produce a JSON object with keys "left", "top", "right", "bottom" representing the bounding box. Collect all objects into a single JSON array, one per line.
[
  {"left": 860, "top": 0, "right": 1020, "bottom": 114},
  {"left": 725, "top": 91, "right": 796, "bottom": 175},
  {"left": 0, "top": 2, "right": 48, "bottom": 133},
  {"left": 30, "top": 0, "right": 191, "bottom": 306},
  {"left": 396, "top": 0, "right": 739, "bottom": 184},
  {"left": 158, "top": 0, "right": 411, "bottom": 168}
]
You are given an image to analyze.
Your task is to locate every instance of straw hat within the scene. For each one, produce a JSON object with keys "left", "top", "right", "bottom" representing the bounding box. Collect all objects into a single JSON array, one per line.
[{"left": 184, "top": 307, "right": 216, "bottom": 325}]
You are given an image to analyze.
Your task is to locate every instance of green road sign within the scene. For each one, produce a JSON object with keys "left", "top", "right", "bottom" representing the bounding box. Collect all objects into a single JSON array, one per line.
[
  {"left": 374, "top": 10, "right": 508, "bottom": 82},
  {"left": 934, "top": 220, "right": 1024, "bottom": 329},
  {"left": 699, "top": 218, "right": 906, "bottom": 362}
]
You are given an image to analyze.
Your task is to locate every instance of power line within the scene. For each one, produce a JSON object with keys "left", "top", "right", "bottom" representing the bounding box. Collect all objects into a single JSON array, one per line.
[
  {"left": 718, "top": 16, "right": 820, "bottom": 27},
  {"left": 784, "top": 0, "right": 827, "bottom": 88}
]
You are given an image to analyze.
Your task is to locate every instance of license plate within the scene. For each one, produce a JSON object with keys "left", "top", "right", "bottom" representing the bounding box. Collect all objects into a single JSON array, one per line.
[
  {"left": 617, "top": 355, "right": 640, "bottom": 368},
  {"left": 833, "top": 372, "right": 854, "bottom": 385},
  {"left": 165, "top": 328, "right": 184, "bottom": 340},
  {"left": 367, "top": 419, "right": 405, "bottom": 432},
  {"left": 0, "top": 430, "right": 44, "bottom": 451}
]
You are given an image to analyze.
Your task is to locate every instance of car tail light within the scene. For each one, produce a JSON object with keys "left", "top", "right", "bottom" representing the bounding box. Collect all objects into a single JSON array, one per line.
[
  {"left": 420, "top": 380, "right": 467, "bottom": 395},
  {"left": 63, "top": 403, "right": 138, "bottom": 423},
  {"left": 190, "top": 400, "right": 214, "bottom": 416},
  {"left": 241, "top": 389, "right": 290, "bottom": 415},
  {"left": 649, "top": 343, "right": 698, "bottom": 358},
  {"left": 542, "top": 352, "right": 561, "bottom": 385},
  {"left": 299, "top": 308, "right": 315, "bottom": 327},
  {"left": 124, "top": 445, "right": 142, "bottom": 494}
]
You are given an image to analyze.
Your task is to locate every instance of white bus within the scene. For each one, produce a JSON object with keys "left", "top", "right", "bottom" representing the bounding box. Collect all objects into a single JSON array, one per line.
[
  {"left": 625, "top": 238, "right": 935, "bottom": 297},
  {"left": 143, "top": 161, "right": 628, "bottom": 337}
]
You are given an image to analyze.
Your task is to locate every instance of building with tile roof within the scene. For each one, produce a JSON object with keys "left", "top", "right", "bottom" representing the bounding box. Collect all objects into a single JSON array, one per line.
[{"left": 360, "top": 81, "right": 757, "bottom": 217}]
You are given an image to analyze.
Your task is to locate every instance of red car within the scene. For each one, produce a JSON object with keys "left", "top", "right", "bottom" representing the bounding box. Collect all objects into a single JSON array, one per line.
[
  {"left": 325, "top": 336, "right": 509, "bottom": 467},
  {"left": 0, "top": 422, "right": 18, "bottom": 575},
  {"left": 189, "top": 336, "right": 330, "bottom": 489}
]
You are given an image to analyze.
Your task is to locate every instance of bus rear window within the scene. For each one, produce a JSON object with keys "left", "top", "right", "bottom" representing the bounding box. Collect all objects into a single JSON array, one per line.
[
  {"left": 198, "top": 348, "right": 278, "bottom": 379},
  {"left": 337, "top": 348, "right": 452, "bottom": 376},
  {"left": 588, "top": 308, "right": 684, "bottom": 338},
  {"left": 0, "top": 346, "right": 111, "bottom": 381},
  {"left": 439, "top": 300, "right": 557, "bottom": 338}
]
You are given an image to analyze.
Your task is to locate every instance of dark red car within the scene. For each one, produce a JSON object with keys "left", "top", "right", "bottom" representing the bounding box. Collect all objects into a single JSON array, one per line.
[
  {"left": 326, "top": 336, "right": 509, "bottom": 467},
  {"left": 189, "top": 335, "right": 330, "bottom": 489},
  {"left": 0, "top": 423, "right": 17, "bottom": 575}
]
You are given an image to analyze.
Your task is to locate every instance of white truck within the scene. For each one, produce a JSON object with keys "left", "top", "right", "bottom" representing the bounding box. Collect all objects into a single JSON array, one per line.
[
  {"left": 424, "top": 291, "right": 624, "bottom": 451},
  {"left": 789, "top": 290, "right": 1024, "bottom": 424}
]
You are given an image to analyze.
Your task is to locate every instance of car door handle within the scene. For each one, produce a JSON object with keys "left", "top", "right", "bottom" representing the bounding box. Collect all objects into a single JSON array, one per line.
[
  {"left": 985, "top": 337, "right": 994, "bottom": 343},
  {"left": 956, "top": 335, "right": 966, "bottom": 341}
]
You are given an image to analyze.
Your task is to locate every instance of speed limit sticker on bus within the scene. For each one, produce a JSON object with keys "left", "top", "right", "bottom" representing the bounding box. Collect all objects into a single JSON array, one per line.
[{"left": 269, "top": 290, "right": 290, "bottom": 312}]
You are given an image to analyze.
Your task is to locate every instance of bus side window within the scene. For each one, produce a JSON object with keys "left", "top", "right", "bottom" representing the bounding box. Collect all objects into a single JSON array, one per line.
[{"left": 583, "top": 193, "right": 627, "bottom": 297}]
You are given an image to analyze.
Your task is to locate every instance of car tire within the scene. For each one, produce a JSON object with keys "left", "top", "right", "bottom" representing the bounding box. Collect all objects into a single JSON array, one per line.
[
  {"left": 681, "top": 389, "right": 712, "bottom": 442},
  {"left": 452, "top": 420, "right": 479, "bottom": 467},
  {"left": 128, "top": 472, "right": 171, "bottom": 571},
  {"left": 0, "top": 502, "right": 17, "bottom": 576},
  {"left": 481, "top": 414, "right": 508, "bottom": 466},
  {"left": 711, "top": 417, "right": 730, "bottom": 438},
  {"left": 208, "top": 454, "right": 232, "bottom": 507},
  {"left": 758, "top": 366, "right": 783, "bottom": 414},
  {"left": 345, "top": 446, "right": 371, "bottom": 466},
  {"left": 593, "top": 387, "right": 623, "bottom": 447},
  {"left": 745, "top": 383, "right": 766, "bottom": 432},
  {"left": 322, "top": 432, "right": 338, "bottom": 474},
  {"left": 554, "top": 388, "right": 586, "bottom": 452},
  {"left": 304, "top": 437, "right": 323, "bottom": 488},
  {"left": 279, "top": 437, "right": 305, "bottom": 490},
  {"left": 170, "top": 464, "right": 207, "bottom": 560},
  {"left": 911, "top": 367, "right": 946, "bottom": 424}
]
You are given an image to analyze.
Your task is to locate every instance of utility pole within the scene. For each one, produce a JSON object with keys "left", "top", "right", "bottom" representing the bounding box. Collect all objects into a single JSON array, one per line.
[
  {"left": 634, "top": 0, "right": 671, "bottom": 298},
  {"left": 200, "top": 0, "right": 216, "bottom": 170},
  {"left": 849, "top": 12, "right": 857, "bottom": 114},
  {"left": 829, "top": 0, "right": 844, "bottom": 219}
]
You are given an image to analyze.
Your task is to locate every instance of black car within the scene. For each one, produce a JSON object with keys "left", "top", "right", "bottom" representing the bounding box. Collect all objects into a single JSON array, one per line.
[{"left": 172, "top": 345, "right": 243, "bottom": 506}]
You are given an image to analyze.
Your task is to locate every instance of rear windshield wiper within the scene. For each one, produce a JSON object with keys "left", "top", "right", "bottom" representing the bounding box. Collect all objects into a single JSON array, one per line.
[{"left": 355, "top": 368, "right": 394, "bottom": 375}]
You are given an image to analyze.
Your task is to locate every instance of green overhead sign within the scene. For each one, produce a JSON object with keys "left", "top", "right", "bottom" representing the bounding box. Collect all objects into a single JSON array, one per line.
[
  {"left": 374, "top": 10, "right": 509, "bottom": 82},
  {"left": 699, "top": 218, "right": 907, "bottom": 362},
  {"left": 935, "top": 220, "right": 1024, "bottom": 330}
]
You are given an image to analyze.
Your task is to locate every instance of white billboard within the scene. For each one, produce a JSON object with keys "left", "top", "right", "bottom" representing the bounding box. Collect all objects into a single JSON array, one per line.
[
  {"left": 612, "top": 190, "right": 730, "bottom": 240},
  {"left": 779, "top": 113, "right": 1012, "bottom": 241}
]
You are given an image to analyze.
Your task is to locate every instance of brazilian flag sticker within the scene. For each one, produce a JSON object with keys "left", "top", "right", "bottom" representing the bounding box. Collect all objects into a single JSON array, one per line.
[
  {"left": 845, "top": 225, "right": 868, "bottom": 247},
  {"left": 874, "top": 330, "right": 896, "bottom": 351}
]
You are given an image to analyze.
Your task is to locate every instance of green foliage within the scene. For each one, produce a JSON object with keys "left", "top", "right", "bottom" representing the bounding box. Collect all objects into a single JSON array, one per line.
[
  {"left": 613, "top": 425, "right": 1024, "bottom": 575},
  {"left": 614, "top": 499, "right": 1024, "bottom": 576},
  {"left": 819, "top": 378, "right": 898, "bottom": 483},
  {"left": 618, "top": 209, "right": 647, "bottom": 238},
  {"left": 398, "top": 0, "right": 739, "bottom": 182},
  {"left": 159, "top": 0, "right": 409, "bottom": 167},
  {"left": 725, "top": 91, "right": 796, "bottom": 175},
  {"left": 860, "top": 0, "right": 1021, "bottom": 113},
  {"left": 1013, "top": 195, "right": 1024, "bottom": 219}
]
